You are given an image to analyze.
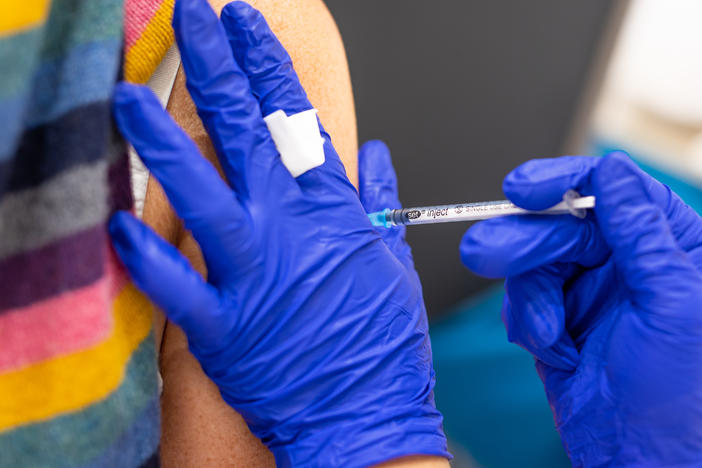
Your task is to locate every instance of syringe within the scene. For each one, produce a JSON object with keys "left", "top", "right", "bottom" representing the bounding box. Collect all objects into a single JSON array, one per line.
[{"left": 368, "top": 190, "right": 596, "bottom": 228}]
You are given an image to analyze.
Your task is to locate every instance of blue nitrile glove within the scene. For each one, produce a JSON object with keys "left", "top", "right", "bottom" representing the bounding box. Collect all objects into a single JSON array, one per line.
[
  {"left": 358, "top": 140, "right": 417, "bottom": 275},
  {"left": 108, "top": 0, "right": 448, "bottom": 466},
  {"left": 460, "top": 152, "right": 702, "bottom": 467}
]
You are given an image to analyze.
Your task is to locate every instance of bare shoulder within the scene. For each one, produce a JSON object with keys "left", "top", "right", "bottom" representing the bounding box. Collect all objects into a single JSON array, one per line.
[
  {"left": 146, "top": 0, "right": 358, "bottom": 242},
  {"left": 209, "top": 0, "right": 359, "bottom": 185},
  {"left": 154, "top": 1, "right": 359, "bottom": 466}
]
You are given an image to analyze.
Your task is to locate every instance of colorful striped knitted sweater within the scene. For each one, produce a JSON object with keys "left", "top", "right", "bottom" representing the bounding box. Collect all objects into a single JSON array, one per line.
[{"left": 0, "top": 0, "right": 176, "bottom": 466}]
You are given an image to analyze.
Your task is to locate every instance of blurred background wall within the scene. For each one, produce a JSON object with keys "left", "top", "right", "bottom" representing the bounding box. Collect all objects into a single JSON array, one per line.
[
  {"left": 324, "top": 0, "right": 617, "bottom": 315},
  {"left": 323, "top": 1, "right": 702, "bottom": 467}
]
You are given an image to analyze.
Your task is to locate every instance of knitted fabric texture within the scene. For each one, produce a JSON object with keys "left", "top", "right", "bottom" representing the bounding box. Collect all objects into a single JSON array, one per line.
[
  {"left": 0, "top": 1, "right": 161, "bottom": 466},
  {"left": 124, "top": 0, "right": 176, "bottom": 83}
]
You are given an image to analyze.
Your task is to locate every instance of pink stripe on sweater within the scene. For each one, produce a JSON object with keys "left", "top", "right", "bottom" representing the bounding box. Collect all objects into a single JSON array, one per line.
[
  {"left": 0, "top": 251, "right": 130, "bottom": 373},
  {"left": 124, "top": 0, "right": 164, "bottom": 50}
]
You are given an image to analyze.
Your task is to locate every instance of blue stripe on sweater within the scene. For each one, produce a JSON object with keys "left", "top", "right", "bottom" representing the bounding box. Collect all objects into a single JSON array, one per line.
[
  {"left": 78, "top": 397, "right": 161, "bottom": 468},
  {"left": 0, "top": 93, "right": 29, "bottom": 161},
  {"left": 23, "top": 38, "right": 121, "bottom": 129},
  {"left": 0, "top": 39, "right": 120, "bottom": 163}
]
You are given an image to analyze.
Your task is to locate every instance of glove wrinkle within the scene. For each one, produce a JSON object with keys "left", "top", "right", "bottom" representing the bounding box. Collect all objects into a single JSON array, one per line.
[
  {"left": 464, "top": 152, "right": 702, "bottom": 466},
  {"left": 111, "top": 0, "right": 450, "bottom": 464}
]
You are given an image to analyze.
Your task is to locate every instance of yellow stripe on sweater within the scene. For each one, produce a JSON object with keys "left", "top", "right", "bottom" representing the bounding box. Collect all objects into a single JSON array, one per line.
[
  {"left": 124, "top": 0, "right": 175, "bottom": 84},
  {"left": 0, "top": 284, "right": 153, "bottom": 431},
  {"left": 0, "top": 0, "right": 51, "bottom": 37}
]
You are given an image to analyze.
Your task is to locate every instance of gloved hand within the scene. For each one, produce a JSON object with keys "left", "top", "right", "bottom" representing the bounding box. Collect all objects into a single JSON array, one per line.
[
  {"left": 109, "top": 0, "right": 448, "bottom": 466},
  {"left": 358, "top": 140, "right": 417, "bottom": 276},
  {"left": 461, "top": 152, "right": 702, "bottom": 467}
]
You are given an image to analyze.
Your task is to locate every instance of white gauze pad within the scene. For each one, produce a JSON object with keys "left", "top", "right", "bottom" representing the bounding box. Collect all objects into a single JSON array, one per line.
[{"left": 263, "top": 109, "right": 326, "bottom": 177}]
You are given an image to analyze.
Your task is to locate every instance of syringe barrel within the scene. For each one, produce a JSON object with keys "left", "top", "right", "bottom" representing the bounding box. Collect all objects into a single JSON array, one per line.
[
  {"left": 377, "top": 195, "right": 596, "bottom": 227},
  {"left": 388, "top": 201, "right": 511, "bottom": 226}
]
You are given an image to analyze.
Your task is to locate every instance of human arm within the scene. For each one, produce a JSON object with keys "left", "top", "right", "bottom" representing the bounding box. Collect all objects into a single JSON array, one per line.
[
  {"left": 358, "top": 141, "right": 451, "bottom": 468},
  {"left": 112, "top": 0, "right": 450, "bottom": 466},
  {"left": 461, "top": 152, "right": 702, "bottom": 466},
  {"left": 142, "top": 0, "right": 358, "bottom": 465}
]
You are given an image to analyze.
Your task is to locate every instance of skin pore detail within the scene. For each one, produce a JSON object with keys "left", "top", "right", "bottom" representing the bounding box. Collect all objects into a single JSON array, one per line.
[{"left": 143, "top": 0, "right": 358, "bottom": 465}]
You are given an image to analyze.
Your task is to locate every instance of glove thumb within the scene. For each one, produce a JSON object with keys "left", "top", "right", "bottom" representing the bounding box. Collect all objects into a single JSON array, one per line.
[
  {"left": 359, "top": 140, "right": 402, "bottom": 212},
  {"left": 593, "top": 152, "right": 701, "bottom": 312},
  {"left": 358, "top": 140, "right": 414, "bottom": 271}
]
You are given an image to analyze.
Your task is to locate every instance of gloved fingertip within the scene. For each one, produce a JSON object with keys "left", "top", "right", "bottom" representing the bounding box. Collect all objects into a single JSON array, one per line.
[
  {"left": 174, "top": 0, "right": 211, "bottom": 20},
  {"left": 359, "top": 140, "right": 394, "bottom": 180},
  {"left": 503, "top": 167, "right": 543, "bottom": 210},
  {"left": 529, "top": 310, "right": 562, "bottom": 348},
  {"left": 502, "top": 159, "right": 562, "bottom": 210},
  {"left": 358, "top": 140, "right": 402, "bottom": 212},
  {"left": 503, "top": 156, "right": 598, "bottom": 210},
  {"left": 459, "top": 226, "right": 481, "bottom": 265},
  {"left": 108, "top": 211, "right": 138, "bottom": 251},
  {"left": 112, "top": 83, "right": 160, "bottom": 121},
  {"left": 108, "top": 212, "right": 156, "bottom": 284},
  {"left": 460, "top": 223, "right": 506, "bottom": 278},
  {"left": 603, "top": 150, "right": 633, "bottom": 165},
  {"left": 112, "top": 81, "right": 139, "bottom": 103},
  {"left": 221, "top": 0, "right": 258, "bottom": 23},
  {"left": 604, "top": 150, "right": 646, "bottom": 184},
  {"left": 220, "top": 0, "right": 309, "bottom": 119},
  {"left": 360, "top": 139, "right": 391, "bottom": 156},
  {"left": 172, "top": 0, "right": 191, "bottom": 27},
  {"left": 173, "top": 0, "right": 218, "bottom": 40},
  {"left": 595, "top": 151, "right": 636, "bottom": 184},
  {"left": 220, "top": 0, "right": 275, "bottom": 56}
]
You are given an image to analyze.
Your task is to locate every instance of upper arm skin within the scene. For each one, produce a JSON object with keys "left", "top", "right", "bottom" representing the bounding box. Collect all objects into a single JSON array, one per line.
[{"left": 147, "top": 1, "right": 358, "bottom": 466}]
